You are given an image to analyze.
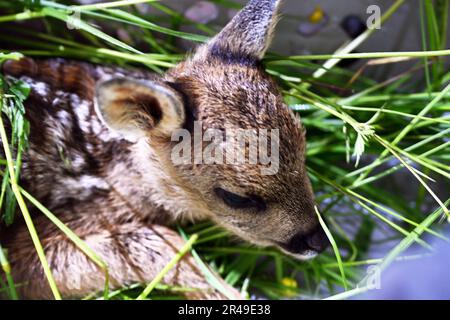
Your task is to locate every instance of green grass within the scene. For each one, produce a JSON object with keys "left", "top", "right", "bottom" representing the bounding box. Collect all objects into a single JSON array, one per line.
[{"left": 0, "top": 0, "right": 449, "bottom": 300}]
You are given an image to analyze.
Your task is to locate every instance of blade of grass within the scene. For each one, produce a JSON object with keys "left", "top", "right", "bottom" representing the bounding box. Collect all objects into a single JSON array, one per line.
[
  {"left": 19, "top": 187, "right": 111, "bottom": 299},
  {"left": 374, "top": 135, "right": 449, "bottom": 220},
  {"left": 315, "top": 206, "right": 348, "bottom": 290},
  {"left": 178, "top": 227, "right": 241, "bottom": 299},
  {"left": 136, "top": 233, "right": 198, "bottom": 300},
  {"left": 0, "top": 99, "right": 61, "bottom": 300},
  {"left": 0, "top": 244, "right": 18, "bottom": 299},
  {"left": 308, "top": 0, "right": 406, "bottom": 82},
  {"left": 41, "top": 7, "right": 143, "bottom": 54},
  {"left": 75, "top": 0, "right": 160, "bottom": 11},
  {"left": 325, "top": 199, "right": 450, "bottom": 300},
  {"left": 289, "top": 50, "right": 450, "bottom": 60}
]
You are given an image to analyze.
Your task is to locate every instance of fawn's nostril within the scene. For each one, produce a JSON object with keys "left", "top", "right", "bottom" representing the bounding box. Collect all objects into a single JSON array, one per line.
[
  {"left": 306, "top": 227, "right": 329, "bottom": 253},
  {"left": 283, "top": 226, "right": 329, "bottom": 256}
]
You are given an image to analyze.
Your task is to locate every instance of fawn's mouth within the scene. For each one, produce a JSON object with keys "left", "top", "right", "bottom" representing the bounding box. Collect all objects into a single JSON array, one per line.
[
  {"left": 263, "top": 240, "right": 319, "bottom": 261},
  {"left": 278, "top": 246, "right": 319, "bottom": 261}
]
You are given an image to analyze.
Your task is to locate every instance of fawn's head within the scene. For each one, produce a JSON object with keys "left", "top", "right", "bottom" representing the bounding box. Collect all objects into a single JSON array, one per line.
[{"left": 95, "top": 0, "right": 328, "bottom": 259}]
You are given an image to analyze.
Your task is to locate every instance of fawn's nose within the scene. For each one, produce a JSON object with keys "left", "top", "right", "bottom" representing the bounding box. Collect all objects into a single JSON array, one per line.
[
  {"left": 305, "top": 227, "right": 329, "bottom": 252},
  {"left": 282, "top": 226, "right": 329, "bottom": 259}
]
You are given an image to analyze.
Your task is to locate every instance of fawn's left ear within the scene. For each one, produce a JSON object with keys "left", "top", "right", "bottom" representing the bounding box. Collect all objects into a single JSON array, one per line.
[
  {"left": 195, "top": 0, "right": 282, "bottom": 61},
  {"left": 95, "top": 78, "right": 185, "bottom": 142}
]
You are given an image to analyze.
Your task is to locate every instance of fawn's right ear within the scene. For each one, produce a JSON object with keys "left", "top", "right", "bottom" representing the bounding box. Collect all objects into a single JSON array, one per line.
[{"left": 95, "top": 78, "right": 185, "bottom": 142}]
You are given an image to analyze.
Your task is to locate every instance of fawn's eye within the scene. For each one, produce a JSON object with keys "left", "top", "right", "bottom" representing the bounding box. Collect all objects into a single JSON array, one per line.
[{"left": 214, "top": 187, "right": 266, "bottom": 211}]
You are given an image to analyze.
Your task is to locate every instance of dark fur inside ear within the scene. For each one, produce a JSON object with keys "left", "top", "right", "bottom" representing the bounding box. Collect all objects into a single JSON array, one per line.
[
  {"left": 114, "top": 93, "right": 163, "bottom": 129},
  {"left": 95, "top": 78, "right": 185, "bottom": 141},
  {"left": 197, "top": 0, "right": 282, "bottom": 61},
  {"left": 165, "top": 81, "right": 197, "bottom": 133}
]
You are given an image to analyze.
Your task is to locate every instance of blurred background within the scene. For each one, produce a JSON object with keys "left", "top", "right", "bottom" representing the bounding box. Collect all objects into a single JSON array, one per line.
[{"left": 78, "top": 0, "right": 450, "bottom": 79}]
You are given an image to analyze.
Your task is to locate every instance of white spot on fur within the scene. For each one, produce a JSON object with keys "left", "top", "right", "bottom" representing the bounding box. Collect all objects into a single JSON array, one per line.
[
  {"left": 67, "top": 93, "right": 122, "bottom": 142},
  {"left": 57, "top": 110, "right": 72, "bottom": 128},
  {"left": 95, "top": 66, "right": 126, "bottom": 82},
  {"left": 51, "top": 175, "right": 109, "bottom": 203},
  {"left": 20, "top": 76, "right": 50, "bottom": 97},
  {"left": 71, "top": 154, "right": 86, "bottom": 170},
  {"left": 70, "top": 94, "right": 91, "bottom": 128},
  {"left": 77, "top": 175, "right": 109, "bottom": 190}
]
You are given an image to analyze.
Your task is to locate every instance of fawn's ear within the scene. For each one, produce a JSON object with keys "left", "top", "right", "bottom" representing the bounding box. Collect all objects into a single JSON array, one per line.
[
  {"left": 95, "top": 78, "right": 185, "bottom": 142},
  {"left": 195, "top": 0, "right": 282, "bottom": 60}
]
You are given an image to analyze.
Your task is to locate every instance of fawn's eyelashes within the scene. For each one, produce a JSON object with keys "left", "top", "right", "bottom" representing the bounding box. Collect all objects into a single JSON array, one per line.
[{"left": 214, "top": 187, "right": 267, "bottom": 212}]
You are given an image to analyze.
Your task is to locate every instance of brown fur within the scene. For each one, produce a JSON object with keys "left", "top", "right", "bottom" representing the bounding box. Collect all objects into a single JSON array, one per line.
[{"left": 0, "top": 0, "right": 327, "bottom": 300}]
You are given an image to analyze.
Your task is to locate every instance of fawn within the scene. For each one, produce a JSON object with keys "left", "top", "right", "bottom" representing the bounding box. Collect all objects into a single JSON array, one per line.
[{"left": 0, "top": 0, "right": 328, "bottom": 299}]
